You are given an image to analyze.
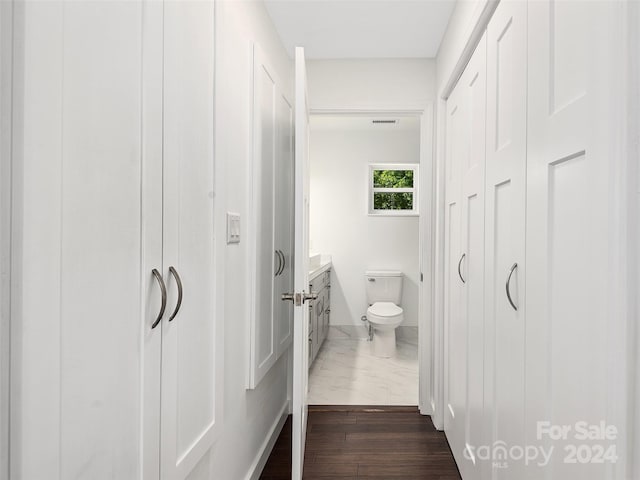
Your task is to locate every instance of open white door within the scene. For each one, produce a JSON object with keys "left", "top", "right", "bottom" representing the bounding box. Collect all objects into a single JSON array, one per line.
[{"left": 288, "top": 46, "right": 311, "bottom": 480}]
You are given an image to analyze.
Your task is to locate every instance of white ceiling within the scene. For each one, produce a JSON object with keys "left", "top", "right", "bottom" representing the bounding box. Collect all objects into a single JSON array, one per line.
[{"left": 263, "top": 0, "right": 456, "bottom": 59}]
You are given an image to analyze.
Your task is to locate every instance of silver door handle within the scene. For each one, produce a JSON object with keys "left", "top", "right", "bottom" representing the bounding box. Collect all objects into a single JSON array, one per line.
[
  {"left": 281, "top": 293, "right": 296, "bottom": 303},
  {"left": 151, "top": 268, "right": 167, "bottom": 329},
  {"left": 168, "top": 266, "right": 183, "bottom": 322},
  {"left": 506, "top": 263, "right": 518, "bottom": 311},
  {"left": 274, "top": 250, "right": 282, "bottom": 277},
  {"left": 279, "top": 250, "right": 286, "bottom": 276},
  {"left": 281, "top": 291, "right": 318, "bottom": 306},
  {"left": 304, "top": 291, "right": 319, "bottom": 303},
  {"left": 458, "top": 253, "right": 466, "bottom": 284}
]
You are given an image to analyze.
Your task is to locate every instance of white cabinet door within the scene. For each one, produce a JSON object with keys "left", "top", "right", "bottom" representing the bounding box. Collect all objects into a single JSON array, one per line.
[
  {"left": 248, "top": 44, "right": 293, "bottom": 388},
  {"left": 484, "top": 2, "right": 527, "bottom": 478},
  {"left": 444, "top": 34, "right": 487, "bottom": 480},
  {"left": 161, "top": 1, "right": 217, "bottom": 478},
  {"left": 248, "top": 45, "right": 278, "bottom": 388},
  {"left": 525, "top": 2, "right": 626, "bottom": 478},
  {"left": 10, "top": 3, "right": 163, "bottom": 479}
]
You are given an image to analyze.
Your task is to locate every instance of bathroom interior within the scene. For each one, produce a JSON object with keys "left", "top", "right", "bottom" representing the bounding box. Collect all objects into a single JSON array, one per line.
[{"left": 307, "top": 113, "right": 422, "bottom": 406}]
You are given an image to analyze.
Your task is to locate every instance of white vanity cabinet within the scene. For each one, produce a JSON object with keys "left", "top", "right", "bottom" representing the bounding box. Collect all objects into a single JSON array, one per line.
[{"left": 308, "top": 268, "right": 331, "bottom": 367}]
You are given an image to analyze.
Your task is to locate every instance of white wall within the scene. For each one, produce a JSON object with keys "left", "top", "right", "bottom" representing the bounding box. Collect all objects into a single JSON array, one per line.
[
  {"left": 211, "top": 2, "right": 292, "bottom": 478},
  {"left": 310, "top": 120, "right": 421, "bottom": 327},
  {"left": 307, "top": 58, "right": 436, "bottom": 110}
]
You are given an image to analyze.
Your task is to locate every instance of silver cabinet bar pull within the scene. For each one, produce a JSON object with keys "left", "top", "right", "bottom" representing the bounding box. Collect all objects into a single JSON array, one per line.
[
  {"left": 458, "top": 253, "right": 466, "bottom": 284},
  {"left": 278, "top": 250, "right": 286, "bottom": 276},
  {"left": 151, "top": 268, "right": 167, "bottom": 329},
  {"left": 274, "top": 250, "right": 282, "bottom": 277},
  {"left": 506, "top": 262, "right": 518, "bottom": 311},
  {"left": 168, "top": 266, "right": 183, "bottom": 322}
]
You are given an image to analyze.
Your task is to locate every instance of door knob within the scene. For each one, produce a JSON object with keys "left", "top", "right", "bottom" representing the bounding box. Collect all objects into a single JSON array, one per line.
[
  {"left": 281, "top": 291, "right": 318, "bottom": 306},
  {"left": 304, "top": 292, "right": 319, "bottom": 303}
]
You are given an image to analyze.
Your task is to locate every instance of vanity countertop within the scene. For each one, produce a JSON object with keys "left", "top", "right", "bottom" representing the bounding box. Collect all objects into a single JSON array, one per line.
[{"left": 309, "top": 254, "right": 332, "bottom": 281}]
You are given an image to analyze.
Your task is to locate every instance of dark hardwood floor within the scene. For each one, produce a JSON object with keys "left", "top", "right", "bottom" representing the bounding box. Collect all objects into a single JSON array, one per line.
[{"left": 260, "top": 406, "right": 462, "bottom": 479}]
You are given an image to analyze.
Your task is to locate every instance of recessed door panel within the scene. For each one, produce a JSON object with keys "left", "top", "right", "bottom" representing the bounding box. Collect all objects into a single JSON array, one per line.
[
  {"left": 492, "top": 181, "right": 525, "bottom": 480},
  {"left": 275, "top": 93, "right": 294, "bottom": 356},
  {"left": 256, "top": 63, "right": 276, "bottom": 367},
  {"left": 549, "top": 0, "right": 587, "bottom": 113},
  {"left": 445, "top": 199, "right": 462, "bottom": 426}
]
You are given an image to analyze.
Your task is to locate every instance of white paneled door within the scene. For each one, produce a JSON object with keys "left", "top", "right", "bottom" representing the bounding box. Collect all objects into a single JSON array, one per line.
[
  {"left": 525, "top": 2, "right": 626, "bottom": 478},
  {"left": 291, "top": 46, "right": 311, "bottom": 480},
  {"left": 444, "top": 62, "right": 463, "bottom": 449},
  {"left": 444, "top": 33, "right": 487, "bottom": 480},
  {"left": 459, "top": 34, "right": 487, "bottom": 479},
  {"left": 484, "top": 2, "right": 527, "bottom": 479}
]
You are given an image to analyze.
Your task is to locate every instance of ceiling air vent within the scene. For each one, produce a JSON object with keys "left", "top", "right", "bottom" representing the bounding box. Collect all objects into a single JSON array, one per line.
[{"left": 372, "top": 119, "right": 398, "bottom": 124}]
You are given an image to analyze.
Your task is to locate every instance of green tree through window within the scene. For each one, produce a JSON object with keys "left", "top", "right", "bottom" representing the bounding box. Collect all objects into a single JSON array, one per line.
[
  {"left": 371, "top": 167, "right": 416, "bottom": 212},
  {"left": 373, "top": 169, "right": 414, "bottom": 189}
]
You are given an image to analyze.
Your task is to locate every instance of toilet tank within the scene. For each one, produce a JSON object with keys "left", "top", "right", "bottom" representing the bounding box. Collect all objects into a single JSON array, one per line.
[{"left": 365, "top": 271, "right": 403, "bottom": 305}]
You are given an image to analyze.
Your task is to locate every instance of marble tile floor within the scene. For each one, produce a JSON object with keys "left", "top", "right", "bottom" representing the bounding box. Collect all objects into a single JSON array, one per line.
[{"left": 308, "top": 326, "right": 419, "bottom": 406}]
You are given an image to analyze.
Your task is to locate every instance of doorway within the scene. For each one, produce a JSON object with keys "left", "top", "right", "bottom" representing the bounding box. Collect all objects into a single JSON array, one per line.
[{"left": 305, "top": 108, "right": 434, "bottom": 412}]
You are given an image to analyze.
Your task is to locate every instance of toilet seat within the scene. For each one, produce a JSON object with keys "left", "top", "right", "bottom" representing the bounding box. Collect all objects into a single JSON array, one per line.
[{"left": 366, "top": 302, "right": 403, "bottom": 324}]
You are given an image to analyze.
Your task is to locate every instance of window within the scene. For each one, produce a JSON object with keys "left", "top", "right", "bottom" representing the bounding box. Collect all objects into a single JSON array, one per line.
[{"left": 368, "top": 164, "right": 419, "bottom": 216}]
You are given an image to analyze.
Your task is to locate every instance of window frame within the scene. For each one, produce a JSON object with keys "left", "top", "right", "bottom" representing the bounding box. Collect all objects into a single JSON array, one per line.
[{"left": 368, "top": 163, "right": 419, "bottom": 216}]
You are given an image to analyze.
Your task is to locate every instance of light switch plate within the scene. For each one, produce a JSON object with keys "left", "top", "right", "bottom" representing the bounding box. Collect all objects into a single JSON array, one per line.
[{"left": 227, "top": 212, "right": 240, "bottom": 244}]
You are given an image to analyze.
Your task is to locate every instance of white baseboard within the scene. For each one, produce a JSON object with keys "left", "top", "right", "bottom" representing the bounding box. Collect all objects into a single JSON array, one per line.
[{"left": 245, "top": 401, "right": 289, "bottom": 480}]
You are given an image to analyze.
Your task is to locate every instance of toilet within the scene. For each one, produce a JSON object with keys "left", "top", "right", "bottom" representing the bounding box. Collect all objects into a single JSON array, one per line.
[{"left": 365, "top": 270, "right": 404, "bottom": 357}]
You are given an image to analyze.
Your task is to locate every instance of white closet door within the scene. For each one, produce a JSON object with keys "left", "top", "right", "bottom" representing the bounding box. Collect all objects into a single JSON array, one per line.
[
  {"left": 444, "top": 34, "right": 487, "bottom": 480},
  {"left": 275, "top": 92, "right": 294, "bottom": 357},
  {"left": 526, "top": 2, "right": 625, "bottom": 478},
  {"left": 444, "top": 79, "right": 464, "bottom": 450},
  {"left": 459, "top": 34, "right": 487, "bottom": 478},
  {"left": 11, "top": 2, "right": 163, "bottom": 479},
  {"left": 484, "top": 1, "right": 527, "bottom": 479},
  {"left": 161, "top": 1, "right": 217, "bottom": 478}
]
